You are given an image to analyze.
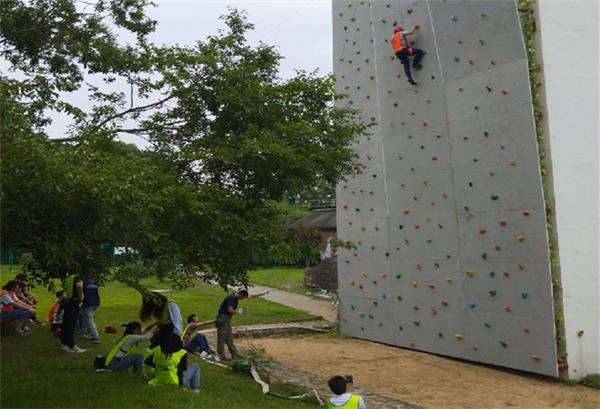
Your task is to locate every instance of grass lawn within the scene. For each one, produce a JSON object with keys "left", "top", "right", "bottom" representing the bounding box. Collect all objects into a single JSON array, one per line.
[
  {"left": 248, "top": 267, "right": 311, "bottom": 295},
  {"left": 0, "top": 271, "right": 316, "bottom": 408}
]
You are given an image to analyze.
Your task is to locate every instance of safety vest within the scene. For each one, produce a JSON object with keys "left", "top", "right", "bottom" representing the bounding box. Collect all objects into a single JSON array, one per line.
[
  {"left": 143, "top": 345, "right": 159, "bottom": 377},
  {"left": 105, "top": 335, "right": 136, "bottom": 366},
  {"left": 159, "top": 297, "right": 173, "bottom": 324},
  {"left": 0, "top": 290, "right": 15, "bottom": 311},
  {"left": 148, "top": 349, "right": 187, "bottom": 386},
  {"left": 390, "top": 32, "right": 409, "bottom": 52},
  {"left": 64, "top": 275, "right": 79, "bottom": 300},
  {"left": 326, "top": 395, "right": 361, "bottom": 409}
]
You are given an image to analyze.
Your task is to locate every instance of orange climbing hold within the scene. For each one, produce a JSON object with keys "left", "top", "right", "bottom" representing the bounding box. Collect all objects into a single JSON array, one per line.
[
  {"left": 479, "top": 228, "right": 487, "bottom": 234},
  {"left": 517, "top": 235, "right": 526, "bottom": 242}
]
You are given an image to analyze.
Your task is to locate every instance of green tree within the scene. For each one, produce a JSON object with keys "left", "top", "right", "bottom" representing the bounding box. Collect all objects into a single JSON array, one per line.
[{"left": 1, "top": 2, "right": 368, "bottom": 289}]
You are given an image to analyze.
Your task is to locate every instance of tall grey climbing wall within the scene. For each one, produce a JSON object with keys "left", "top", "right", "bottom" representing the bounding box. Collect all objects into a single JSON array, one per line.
[{"left": 334, "top": 0, "right": 558, "bottom": 376}]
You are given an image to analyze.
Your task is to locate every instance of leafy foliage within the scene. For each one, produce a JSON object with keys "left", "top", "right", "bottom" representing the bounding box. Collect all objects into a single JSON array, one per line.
[{"left": 1, "top": 2, "right": 368, "bottom": 289}]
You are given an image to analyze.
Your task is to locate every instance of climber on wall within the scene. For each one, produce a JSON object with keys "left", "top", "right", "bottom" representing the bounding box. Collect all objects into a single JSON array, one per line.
[{"left": 391, "top": 25, "right": 424, "bottom": 86}]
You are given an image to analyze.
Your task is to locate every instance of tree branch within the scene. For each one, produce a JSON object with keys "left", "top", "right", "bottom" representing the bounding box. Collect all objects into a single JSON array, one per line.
[{"left": 94, "top": 94, "right": 175, "bottom": 129}]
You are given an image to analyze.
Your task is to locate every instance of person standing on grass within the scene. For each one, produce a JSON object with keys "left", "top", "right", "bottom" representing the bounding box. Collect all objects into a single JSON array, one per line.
[
  {"left": 140, "top": 291, "right": 183, "bottom": 335},
  {"left": 0, "top": 280, "right": 35, "bottom": 335},
  {"left": 60, "top": 275, "right": 86, "bottom": 353},
  {"left": 326, "top": 375, "right": 366, "bottom": 409},
  {"left": 215, "top": 289, "right": 268, "bottom": 361},
  {"left": 79, "top": 277, "right": 100, "bottom": 343}
]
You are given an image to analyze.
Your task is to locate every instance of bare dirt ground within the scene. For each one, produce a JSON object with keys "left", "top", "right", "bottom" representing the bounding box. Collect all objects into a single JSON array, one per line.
[{"left": 244, "top": 335, "right": 599, "bottom": 409}]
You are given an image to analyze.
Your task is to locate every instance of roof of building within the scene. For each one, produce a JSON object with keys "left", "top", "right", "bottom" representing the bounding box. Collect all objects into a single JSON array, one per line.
[{"left": 291, "top": 206, "right": 336, "bottom": 230}]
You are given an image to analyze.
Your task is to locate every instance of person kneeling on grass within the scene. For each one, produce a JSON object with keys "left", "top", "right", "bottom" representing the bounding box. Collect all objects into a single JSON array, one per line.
[
  {"left": 146, "top": 330, "right": 200, "bottom": 393},
  {"left": 105, "top": 322, "right": 158, "bottom": 374},
  {"left": 327, "top": 375, "right": 366, "bottom": 409},
  {"left": 181, "top": 314, "right": 216, "bottom": 359}
]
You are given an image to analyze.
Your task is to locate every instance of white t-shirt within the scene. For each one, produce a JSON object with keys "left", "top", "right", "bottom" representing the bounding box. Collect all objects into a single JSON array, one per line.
[
  {"left": 0, "top": 292, "right": 16, "bottom": 311},
  {"left": 328, "top": 393, "right": 366, "bottom": 409}
]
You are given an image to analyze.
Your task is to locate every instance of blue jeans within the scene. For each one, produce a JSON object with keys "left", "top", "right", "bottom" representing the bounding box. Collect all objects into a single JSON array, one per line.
[
  {"left": 184, "top": 333, "right": 211, "bottom": 354},
  {"left": 79, "top": 306, "right": 99, "bottom": 339},
  {"left": 107, "top": 353, "right": 143, "bottom": 373},
  {"left": 0, "top": 309, "right": 31, "bottom": 322},
  {"left": 181, "top": 363, "right": 200, "bottom": 390}
]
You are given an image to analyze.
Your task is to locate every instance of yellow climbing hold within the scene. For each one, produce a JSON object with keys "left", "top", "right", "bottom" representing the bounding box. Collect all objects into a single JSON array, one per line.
[
  {"left": 412, "top": 281, "right": 418, "bottom": 288},
  {"left": 455, "top": 334, "right": 464, "bottom": 340},
  {"left": 361, "top": 271, "right": 368, "bottom": 278},
  {"left": 516, "top": 235, "right": 526, "bottom": 242},
  {"left": 349, "top": 279, "right": 355, "bottom": 285},
  {"left": 466, "top": 270, "right": 474, "bottom": 278},
  {"left": 531, "top": 354, "right": 542, "bottom": 361},
  {"left": 380, "top": 272, "right": 388, "bottom": 278},
  {"left": 447, "top": 276, "right": 454, "bottom": 283}
]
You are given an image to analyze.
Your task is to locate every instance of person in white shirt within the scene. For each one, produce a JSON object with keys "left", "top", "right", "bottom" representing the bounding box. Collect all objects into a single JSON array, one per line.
[{"left": 326, "top": 375, "right": 366, "bottom": 409}]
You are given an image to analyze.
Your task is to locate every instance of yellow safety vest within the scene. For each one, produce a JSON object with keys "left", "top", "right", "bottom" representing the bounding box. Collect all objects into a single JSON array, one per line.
[
  {"left": 105, "top": 335, "right": 136, "bottom": 366},
  {"left": 64, "top": 275, "right": 78, "bottom": 299},
  {"left": 326, "top": 395, "right": 361, "bottom": 409},
  {"left": 143, "top": 345, "right": 159, "bottom": 377},
  {"left": 148, "top": 349, "right": 187, "bottom": 386}
]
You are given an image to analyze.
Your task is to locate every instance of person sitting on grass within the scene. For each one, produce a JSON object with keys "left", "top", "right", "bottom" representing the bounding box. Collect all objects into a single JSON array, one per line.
[
  {"left": 181, "top": 314, "right": 216, "bottom": 359},
  {"left": 14, "top": 274, "right": 38, "bottom": 308},
  {"left": 326, "top": 375, "right": 366, "bottom": 409},
  {"left": 12, "top": 276, "right": 40, "bottom": 325},
  {"left": 105, "top": 321, "right": 158, "bottom": 374},
  {"left": 0, "top": 280, "right": 35, "bottom": 335},
  {"left": 146, "top": 330, "right": 200, "bottom": 394},
  {"left": 47, "top": 290, "right": 66, "bottom": 333}
]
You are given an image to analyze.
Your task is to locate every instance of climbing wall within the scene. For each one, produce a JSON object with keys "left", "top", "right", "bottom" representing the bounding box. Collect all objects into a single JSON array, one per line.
[{"left": 334, "top": 0, "right": 558, "bottom": 376}]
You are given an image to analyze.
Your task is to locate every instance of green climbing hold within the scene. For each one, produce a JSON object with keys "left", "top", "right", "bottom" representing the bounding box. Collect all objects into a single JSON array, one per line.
[
  {"left": 404, "top": 239, "right": 410, "bottom": 244},
  {"left": 399, "top": 326, "right": 404, "bottom": 331},
  {"left": 395, "top": 273, "right": 401, "bottom": 279},
  {"left": 438, "top": 332, "right": 443, "bottom": 338},
  {"left": 351, "top": 304, "right": 356, "bottom": 310},
  {"left": 486, "top": 86, "right": 492, "bottom": 92},
  {"left": 368, "top": 314, "right": 374, "bottom": 319},
  {"left": 372, "top": 280, "right": 377, "bottom": 285},
  {"left": 373, "top": 301, "right": 378, "bottom": 306},
  {"left": 414, "top": 321, "right": 420, "bottom": 326},
  {"left": 489, "top": 289, "right": 497, "bottom": 297},
  {"left": 438, "top": 224, "right": 443, "bottom": 229},
  {"left": 499, "top": 340, "right": 508, "bottom": 348},
  {"left": 454, "top": 56, "right": 460, "bottom": 62},
  {"left": 491, "top": 194, "right": 499, "bottom": 201},
  {"left": 396, "top": 295, "right": 402, "bottom": 301},
  {"left": 464, "top": 206, "right": 470, "bottom": 211},
  {"left": 434, "top": 262, "right": 440, "bottom": 268},
  {"left": 358, "top": 285, "right": 364, "bottom": 289},
  {"left": 481, "top": 252, "right": 488, "bottom": 260},
  {"left": 484, "top": 131, "right": 489, "bottom": 137}
]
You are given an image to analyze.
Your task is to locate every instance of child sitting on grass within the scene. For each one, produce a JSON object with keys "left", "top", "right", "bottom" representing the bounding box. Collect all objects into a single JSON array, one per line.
[
  {"left": 181, "top": 314, "right": 216, "bottom": 358},
  {"left": 47, "top": 290, "right": 66, "bottom": 333},
  {"left": 326, "top": 375, "right": 366, "bottom": 409},
  {"left": 146, "top": 329, "right": 200, "bottom": 393}
]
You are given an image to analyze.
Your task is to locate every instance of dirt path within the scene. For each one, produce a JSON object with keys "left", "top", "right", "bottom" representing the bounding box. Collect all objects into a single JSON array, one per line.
[
  {"left": 248, "top": 284, "right": 338, "bottom": 322},
  {"left": 245, "top": 335, "right": 600, "bottom": 409}
]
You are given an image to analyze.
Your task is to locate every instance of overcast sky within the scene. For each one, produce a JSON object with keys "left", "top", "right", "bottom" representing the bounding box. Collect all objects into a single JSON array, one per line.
[{"left": 45, "top": 0, "right": 333, "bottom": 147}]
